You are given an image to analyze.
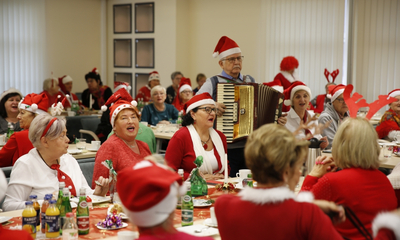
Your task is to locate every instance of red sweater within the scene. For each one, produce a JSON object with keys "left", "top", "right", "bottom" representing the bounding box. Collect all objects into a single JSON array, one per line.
[
  {"left": 301, "top": 168, "right": 397, "bottom": 240},
  {"left": 314, "top": 94, "right": 326, "bottom": 113},
  {"left": 375, "top": 109, "right": 400, "bottom": 139},
  {"left": 92, "top": 134, "right": 151, "bottom": 188},
  {"left": 0, "top": 225, "right": 33, "bottom": 240},
  {"left": 165, "top": 127, "right": 228, "bottom": 180},
  {"left": 0, "top": 130, "right": 33, "bottom": 167},
  {"left": 135, "top": 86, "right": 152, "bottom": 103}
]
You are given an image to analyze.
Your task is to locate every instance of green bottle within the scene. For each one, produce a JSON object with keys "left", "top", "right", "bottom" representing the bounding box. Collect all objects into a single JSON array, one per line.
[
  {"left": 59, "top": 188, "right": 72, "bottom": 235},
  {"left": 56, "top": 182, "right": 65, "bottom": 209},
  {"left": 6, "top": 122, "right": 14, "bottom": 142},
  {"left": 181, "top": 182, "right": 194, "bottom": 226},
  {"left": 76, "top": 188, "right": 89, "bottom": 235}
]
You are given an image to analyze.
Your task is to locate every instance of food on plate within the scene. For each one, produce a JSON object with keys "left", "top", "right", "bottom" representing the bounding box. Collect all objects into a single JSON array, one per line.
[
  {"left": 97, "top": 213, "right": 123, "bottom": 229},
  {"left": 110, "top": 203, "right": 124, "bottom": 215}
]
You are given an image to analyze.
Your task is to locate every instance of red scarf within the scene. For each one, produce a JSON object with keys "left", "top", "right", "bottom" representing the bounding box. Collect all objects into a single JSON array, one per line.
[{"left": 51, "top": 164, "right": 77, "bottom": 197}]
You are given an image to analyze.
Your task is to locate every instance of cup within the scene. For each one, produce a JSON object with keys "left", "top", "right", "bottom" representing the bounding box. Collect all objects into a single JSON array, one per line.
[
  {"left": 0, "top": 134, "right": 5, "bottom": 145},
  {"left": 91, "top": 140, "right": 101, "bottom": 150},
  {"left": 383, "top": 143, "right": 395, "bottom": 158},
  {"left": 76, "top": 138, "right": 86, "bottom": 150},
  {"left": 235, "top": 169, "right": 251, "bottom": 179},
  {"left": 210, "top": 207, "right": 218, "bottom": 226},
  {"left": 118, "top": 230, "right": 138, "bottom": 240},
  {"left": 67, "top": 111, "right": 76, "bottom": 117}
]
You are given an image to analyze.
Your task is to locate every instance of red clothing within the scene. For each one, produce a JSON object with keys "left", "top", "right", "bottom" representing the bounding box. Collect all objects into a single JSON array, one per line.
[
  {"left": 135, "top": 85, "right": 152, "bottom": 103},
  {"left": 165, "top": 127, "right": 228, "bottom": 180},
  {"left": 376, "top": 109, "right": 400, "bottom": 139},
  {"left": 0, "top": 225, "right": 34, "bottom": 240},
  {"left": 41, "top": 90, "right": 64, "bottom": 109},
  {"left": 60, "top": 91, "right": 82, "bottom": 108},
  {"left": 0, "top": 130, "right": 33, "bottom": 167},
  {"left": 273, "top": 72, "right": 293, "bottom": 90},
  {"left": 171, "top": 95, "right": 184, "bottom": 112},
  {"left": 92, "top": 134, "right": 151, "bottom": 188},
  {"left": 314, "top": 94, "right": 326, "bottom": 113},
  {"left": 301, "top": 168, "right": 397, "bottom": 240},
  {"left": 138, "top": 228, "right": 212, "bottom": 240}
]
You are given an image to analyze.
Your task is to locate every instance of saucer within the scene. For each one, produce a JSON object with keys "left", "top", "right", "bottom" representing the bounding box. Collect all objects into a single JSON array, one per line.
[
  {"left": 68, "top": 149, "right": 82, "bottom": 155},
  {"left": 87, "top": 148, "right": 99, "bottom": 152},
  {"left": 204, "top": 218, "right": 217, "bottom": 228}
]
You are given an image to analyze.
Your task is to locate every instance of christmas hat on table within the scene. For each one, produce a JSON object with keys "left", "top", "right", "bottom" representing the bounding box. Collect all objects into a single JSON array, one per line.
[
  {"left": 327, "top": 84, "right": 346, "bottom": 103},
  {"left": 263, "top": 79, "right": 284, "bottom": 93},
  {"left": 212, "top": 36, "right": 241, "bottom": 59},
  {"left": 183, "top": 92, "right": 215, "bottom": 114},
  {"left": 117, "top": 160, "right": 185, "bottom": 227},
  {"left": 148, "top": 71, "right": 160, "bottom": 82},
  {"left": 283, "top": 81, "right": 312, "bottom": 106},
  {"left": 18, "top": 92, "right": 50, "bottom": 115},
  {"left": 114, "top": 81, "right": 131, "bottom": 93},
  {"left": 178, "top": 77, "right": 192, "bottom": 94},
  {"left": 101, "top": 88, "right": 138, "bottom": 127},
  {"left": 280, "top": 56, "right": 299, "bottom": 71}
]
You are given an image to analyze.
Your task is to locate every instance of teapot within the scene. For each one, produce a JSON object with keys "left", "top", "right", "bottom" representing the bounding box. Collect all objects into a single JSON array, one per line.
[{"left": 305, "top": 138, "right": 322, "bottom": 175}]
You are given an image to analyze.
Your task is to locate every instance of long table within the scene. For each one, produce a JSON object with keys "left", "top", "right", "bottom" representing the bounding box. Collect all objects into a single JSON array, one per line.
[
  {"left": 322, "top": 151, "right": 400, "bottom": 169},
  {"left": 68, "top": 144, "right": 97, "bottom": 160}
]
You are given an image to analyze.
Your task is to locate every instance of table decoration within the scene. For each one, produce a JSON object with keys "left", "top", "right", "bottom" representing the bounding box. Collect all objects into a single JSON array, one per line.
[
  {"left": 189, "top": 156, "right": 208, "bottom": 196},
  {"left": 96, "top": 213, "right": 124, "bottom": 229}
]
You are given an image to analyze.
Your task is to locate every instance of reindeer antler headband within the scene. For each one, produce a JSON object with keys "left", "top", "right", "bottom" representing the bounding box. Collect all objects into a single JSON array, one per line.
[{"left": 324, "top": 68, "right": 340, "bottom": 83}]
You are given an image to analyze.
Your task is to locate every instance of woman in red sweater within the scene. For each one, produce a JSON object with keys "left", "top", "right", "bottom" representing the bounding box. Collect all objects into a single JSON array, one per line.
[{"left": 301, "top": 117, "right": 398, "bottom": 239}]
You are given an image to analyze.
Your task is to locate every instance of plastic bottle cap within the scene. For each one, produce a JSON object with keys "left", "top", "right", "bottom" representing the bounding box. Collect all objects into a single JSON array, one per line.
[
  {"left": 29, "top": 195, "right": 37, "bottom": 199},
  {"left": 44, "top": 196, "right": 51, "bottom": 201},
  {"left": 25, "top": 201, "right": 33, "bottom": 205},
  {"left": 63, "top": 188, "right": 70, "bottom": 194},
  {"left": 60, "top": 182, "right": 66, "bottom": 188},
  {"left": 49, "top": 200, "right": 57, "bottom": 204},
  {"left": 66, "top": 212, "right": 74, "bottom": 218}
]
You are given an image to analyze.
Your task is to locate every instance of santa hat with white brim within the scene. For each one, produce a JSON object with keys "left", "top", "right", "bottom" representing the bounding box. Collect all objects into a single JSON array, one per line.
[
  {"left": 327, "top": 84, "right": 346, "bottom": 103},
  {"left": 18, "top": 92, "right": 50, "bottom": 115},
  {"left": 148, "top": 71, "right": 160, "bottom": 82},
  {"left": 117, "top": 160, "right": 185, "bottom": 227},
  {"left": 387, "top": 89, "right": 400, "bottom": 100},
  {"left": 212, "top": 36, "right": 241, "bottom": 60},
  {"left": 263, "top": 80, "right": 284, "bottom": 93},
  {"left": 101, "top": 88, "right": 138, "bottom": 127},
  {"left": 179, "top": 77, "right": 192, "bottom": 94},
  {"left": 62, "top": 75, "right": 73, "bottom": 84},
  {"left": 184, "top": 92, "right": 215, "bottom": 114},
  {"left": 114, "top": 81, "right": 132, "bottom": 93},
  {"left": 283, "top": 81, "right": 312, "bottom": 106}
]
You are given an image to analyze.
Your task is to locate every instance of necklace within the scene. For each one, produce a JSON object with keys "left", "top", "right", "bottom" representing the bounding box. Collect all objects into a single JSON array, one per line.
[
  {"left": 121, "top": 138, "right": 137, "bottom": 149},
  {"left": 201, "top": 135, "right": 211, "bottom": 150},
  {"left": 37, "top": 149, "right": 58, "bottom": 168}
]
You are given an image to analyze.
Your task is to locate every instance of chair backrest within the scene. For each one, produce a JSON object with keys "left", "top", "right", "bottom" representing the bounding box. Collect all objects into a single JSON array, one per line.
[
  {"left": 80, "top": 118, "right": 101, "bottom": 142},
  {"left": 76, "top": 158, "right": 95, "bottom": 187}
]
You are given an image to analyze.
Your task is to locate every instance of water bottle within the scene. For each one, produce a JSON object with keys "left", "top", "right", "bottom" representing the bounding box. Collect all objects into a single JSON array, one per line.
[
  {"left": 62, "top": 212, "right": 78, "bottom": 240},
  {"left": 181, "top": 182, "right": 194, "bottom": 226}
]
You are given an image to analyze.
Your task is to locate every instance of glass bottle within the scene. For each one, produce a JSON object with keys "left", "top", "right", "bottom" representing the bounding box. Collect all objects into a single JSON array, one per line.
[
  {"left": 181, "top": 182, "right": 194, "bottom": 226},
  {"left": 46, "top": 200, "right": 60, "bottom": 238},
  {"left": 41, "top": 194, "right": 51, "bottom": 233},
  {"left": 6, "top": 122, "right": 14, "bottom": 142},
  {"left": 22, "top": 201, "right": 37, "bottom": 239},
  {"left": 62, "top": 212, "right": 78, "bottom": 240},
  {"left": 29, "top": 195, "right": 41, "bottom": 232},
  {"left": 177, "top": 110, "right": 183, "bottom": 127},
  {"left": 177, "top": 169, "right": 184, "bottom": 205},
  {"left": 56, "top": 182, "right": 66, "bottom": 209},
  {"left": 76, "top": 188, "right": 89, "bottom": 235},
  {"left": 60, "top": 188, "right": 72, "bottom": 234}
]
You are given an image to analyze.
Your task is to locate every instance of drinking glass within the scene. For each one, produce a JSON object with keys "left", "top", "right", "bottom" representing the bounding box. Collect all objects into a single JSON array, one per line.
[{"left": 76, "top": 138, "right": 86, "bottom": 150}]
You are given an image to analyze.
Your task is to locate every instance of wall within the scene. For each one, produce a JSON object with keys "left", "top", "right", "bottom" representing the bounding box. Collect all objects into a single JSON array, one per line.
[{"left": 45, "top": 0, "right": 103, "bottom": 94}]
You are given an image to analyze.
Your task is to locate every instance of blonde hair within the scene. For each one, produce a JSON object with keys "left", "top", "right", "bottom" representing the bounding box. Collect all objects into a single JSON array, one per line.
[
  {"left": 43, "top": 78, "right": 59, "bottom": 91},
  {"left": 245, "top": 124, "right": 309, "bottom": 184},
  {"left": 332, "top": 117, "right": 380, "bottom": 169},
  {"left": 150, "top": 85, "right": 166, "bottom": 96}
]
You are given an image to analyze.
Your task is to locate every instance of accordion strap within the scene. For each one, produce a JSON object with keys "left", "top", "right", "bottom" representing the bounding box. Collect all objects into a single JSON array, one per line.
[{"left": 343, "top": 206, "right": 372, "bottom": 240}]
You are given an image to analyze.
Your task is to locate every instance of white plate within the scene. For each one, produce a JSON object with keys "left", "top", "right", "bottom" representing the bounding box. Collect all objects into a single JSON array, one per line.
[
  {"left": 177, "top": 225, "right": 219, "bottom": 237},
  {"left": 204, "top": 218, "right": 218, "bottom": 228},
  {"left": 87, "top": 148, "right": 99, "bottom": 152},
  {"left": 68, "top": 149, "right": 82, "bottom": 155},
  {"left": 96, "top": 222, "right": 128, "bottom": 230},
  {"left": 0, "top": 216, "right": 12, "bottom": 224},
  {"left": 107, "top": 205, "right": 128, "bottom": 220},
  {"left": 71, "top": 195, "right": 111, "bottom": 204},
  {"left": 193, "top": 199, "right": 212, "bottom": 208}
]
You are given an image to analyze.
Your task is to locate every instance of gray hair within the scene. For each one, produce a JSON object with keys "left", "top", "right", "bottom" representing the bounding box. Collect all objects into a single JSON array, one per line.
[
  {"left": 170, "top": 71, "right": 183, "bottom": 80},
  {"left": 43, "top": 78, "right": 59, "bottom": 91},
  {"left": 29, "top": 114, "right": 66, "bottom": 148},
  {"left": 150, "top": 85, "right": 166, "bottom": 96}
]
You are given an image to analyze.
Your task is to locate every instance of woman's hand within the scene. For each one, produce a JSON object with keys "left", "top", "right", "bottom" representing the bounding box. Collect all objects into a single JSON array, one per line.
[
  {"left": 309, "top": 155, "right": 337, "bottom": 178},
  {"left": 313, "top": 200, "right": 346, "bottom": 225},
  {"left": 159, "top": 120, "right": 171, "bottom": 125},
  {"left": 93, "top": 176, "right": 110, "bottom": 196},
  {"left": 319, "top": 136, "right": 329, "bottom": 149},
  {"left": 277, "top": 113, "right": 288, "bottom": 126},
  {"left": 201, "top": 172, "right": 224, "bottom": 181}
]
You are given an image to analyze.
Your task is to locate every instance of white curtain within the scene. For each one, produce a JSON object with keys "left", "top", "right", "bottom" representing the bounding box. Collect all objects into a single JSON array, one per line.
[
  {"left": 351, "top": 0, "right": 400, "bottom": 106},
  {"left": 260, "top": 0, "right": 346, "bottom": 98},
  {"left": 0, "top": 0, "right": 46, "bottom": 96}
]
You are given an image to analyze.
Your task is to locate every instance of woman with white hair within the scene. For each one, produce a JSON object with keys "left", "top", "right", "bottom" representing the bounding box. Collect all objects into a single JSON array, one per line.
[
  {"left": 141, "top": 85, "right": 179, "bottom": 126},
  {"left": 172, "top": 77, "right": 193, "bottom": 112},
  {"left": 41, "top": 78, "right": 63, "bottom": 109},
  {"left": 3, "top": 114, "right": 109, "bottom": 211}
]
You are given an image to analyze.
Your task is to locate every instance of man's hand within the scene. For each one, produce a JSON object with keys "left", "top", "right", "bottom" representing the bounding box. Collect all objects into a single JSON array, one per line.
[
  {"left": 313, "top": 200, "right": 346, "bottom": 225},
  {"left": 215, "top": 102, "right": 226, "bottom": 117}
]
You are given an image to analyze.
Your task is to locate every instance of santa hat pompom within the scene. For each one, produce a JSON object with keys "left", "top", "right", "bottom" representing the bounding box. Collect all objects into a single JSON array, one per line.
[
  {"left": 127, "top": 86, "right": 132, "bottom": 91},
  {"left": 31, "top": 103, "right": 38, "bottom": 112},
  {"left": 212, "top": 52, "right": 219, "bottom": 58},
  {"left": 131, "top": 100, "right": 137, "bottom": 107},
  {"left": 327, "top": 94, "right": 332, "bottom": 99},
  {"left": 66, "top": 94, "right": 70, "bottom": 98},
  {"left": 284, "top": 99, "right": 292, "bottom": 106},
  {"left": 101, "top": 105, "right": 108, "bottom": 112}
]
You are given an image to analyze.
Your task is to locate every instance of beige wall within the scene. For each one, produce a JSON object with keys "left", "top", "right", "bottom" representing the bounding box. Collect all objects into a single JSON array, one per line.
[{"left": 45, "top": 0, "right": 102, "bottom": 94}]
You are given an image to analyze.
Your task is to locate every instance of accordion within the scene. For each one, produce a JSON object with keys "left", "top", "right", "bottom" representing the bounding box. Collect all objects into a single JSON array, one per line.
[{"left": 216, "top": 83, "right": 284, "bottom": 143}]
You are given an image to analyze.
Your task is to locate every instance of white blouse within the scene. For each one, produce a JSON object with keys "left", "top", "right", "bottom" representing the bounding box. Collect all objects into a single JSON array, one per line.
[{"left": 285, "top": 108, "right": 322, "bottom": 140}]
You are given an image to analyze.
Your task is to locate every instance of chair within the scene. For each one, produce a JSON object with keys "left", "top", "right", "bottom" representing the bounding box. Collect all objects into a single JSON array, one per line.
[
  {"left": 76, "top": 158, "right": 95, "bottom": 186},
  {"left": 80, "top": 117, "right": 101, "bottom": 142}
]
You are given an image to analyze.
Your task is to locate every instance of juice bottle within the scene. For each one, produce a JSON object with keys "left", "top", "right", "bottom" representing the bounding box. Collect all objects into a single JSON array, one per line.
[
  {"left": 22, "top": 201, "right": 37, "bottom": 239},
  {"left": 41, "top": 195, "right": 51, "bottom": 233},
  {"left": 181, "top": 182, "right": 194, "bottom": 226},
  {"left": 29, "top": 195, "right": 41, "bottom": 232},
  {"left": 76, "top": 188, "right": 89, "bottom": 235},
  {"left": 46, "top": 200, "right": 60, "bottom": 238},
  {"left": 60, "top": 188, "right": 72, "bottom": 234}
]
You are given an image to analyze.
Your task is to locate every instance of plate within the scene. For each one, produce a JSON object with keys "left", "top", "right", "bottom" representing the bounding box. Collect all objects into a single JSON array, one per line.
[
  {"left": 204, "top": 218, "right": 218, "bottom": 228},
  {"left": 96, "top": 222, "right": 128, "bottom": 230},
  {"left": 177, "top": 225, "right": 219, "bottom": 237},
  {"left": 87, "top": 148, "right": 99, "bottom": 152},
  {"left": 71, "top": 195, "right": 111, "bottom": 204},
  {"left": 0, "top": 216, "right": 12, "bottom": 224},
  {"left": 107, "top": 205, "right": 128, "bottom": 220},
  {"left": 68, "top": 149, "right": 82, "bottom": 155},
  {"left": 193, "top": 199, "right": 212, "bottom": 208}
]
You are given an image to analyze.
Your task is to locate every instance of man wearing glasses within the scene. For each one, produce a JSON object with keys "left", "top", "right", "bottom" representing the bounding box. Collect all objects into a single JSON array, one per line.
[
  {"left": 318, "top": 84, "right": 349, "bottom": 149},
  {"left": 197, "top": 36, "right": 287, "bottom": 177}
]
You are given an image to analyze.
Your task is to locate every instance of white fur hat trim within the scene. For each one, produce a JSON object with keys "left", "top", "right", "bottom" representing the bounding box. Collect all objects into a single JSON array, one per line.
[
  {"left": 388, "top": 90, "right": 400, "bottom": 99},
  {"left": 331, "top": 89, "right": 344, "bottom": 103},
  {"left": 372, "top": 212, "right": 400, "bottom": 239},
  {"left": 216, "top": 47, "right": 241, "bottom": 60},
  {"left": 285, "top": 85, "right": 312, "bottom": 106},
  {"left": 186, "top": 99, "right": 215, "bottom": 114},
  {"left": 179, "top": 84, "right": 192, "bottom": 94},
  {"left": 19, "top": 103, "right": 47, "bottom": 115},
  {"left": 62, "top": 75, "right": 73, "bottom": 84}
]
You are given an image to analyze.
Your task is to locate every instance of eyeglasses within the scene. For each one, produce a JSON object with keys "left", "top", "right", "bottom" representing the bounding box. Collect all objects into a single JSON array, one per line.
[
  {"left": 152, "top": 92, "right": 165, "bottom": 96},
  {"left": 335, "top": 98, "right": 345, "bottom": 103},
  {"left": 222, "top": 56, "right": 244, "bottom": 63},
  {"left": 197, "top": 107, "right": 217, "bottom": 114},
  {"left": 181, "top": 90, "right": 192, "bottom": 94}
]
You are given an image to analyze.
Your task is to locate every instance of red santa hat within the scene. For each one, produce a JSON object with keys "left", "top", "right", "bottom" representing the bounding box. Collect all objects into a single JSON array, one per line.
[
  {"left": 280, "top": 56, "right": 299, "bottom": 71},
  {"left": 60, "top": 75, "right": 73, "bottom": 84},
  {"left": 327, "top": 84, "right": 346, "bottom": 102},
  {"left": 114, "top": 81, "right": 131, "bottom": 93},
  {"left": 18, "top": 92, "right": 49, "bottom": 115},
  {"left": 178, "top": 77, "right": 192, "bottom": 94},
  {"left": 117, "top": 160, "right": 185, "bottom": 227},
  {"left": 387, "top": 89, "right": 400, "bottom": 99},
  {"left": 148, "top": 71, "right": 160, "bottom": 82},
  {"left": 184, "top": 92, "right": 215, "bottom": 114},
  {"left": 0, "top": 88, "right": 23, "bottom": 102},
  {"left": 101, "top": 88, "right": 138, "bottom": 127},
  {"left": 263, "top": 79, "right": 284, "bottom": 93},
  {"left": 212, "top": 36, "right": 241, "bottom": 60},
  {"left": 283, "top": 81, "right": 312, "bottom": 106}
]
